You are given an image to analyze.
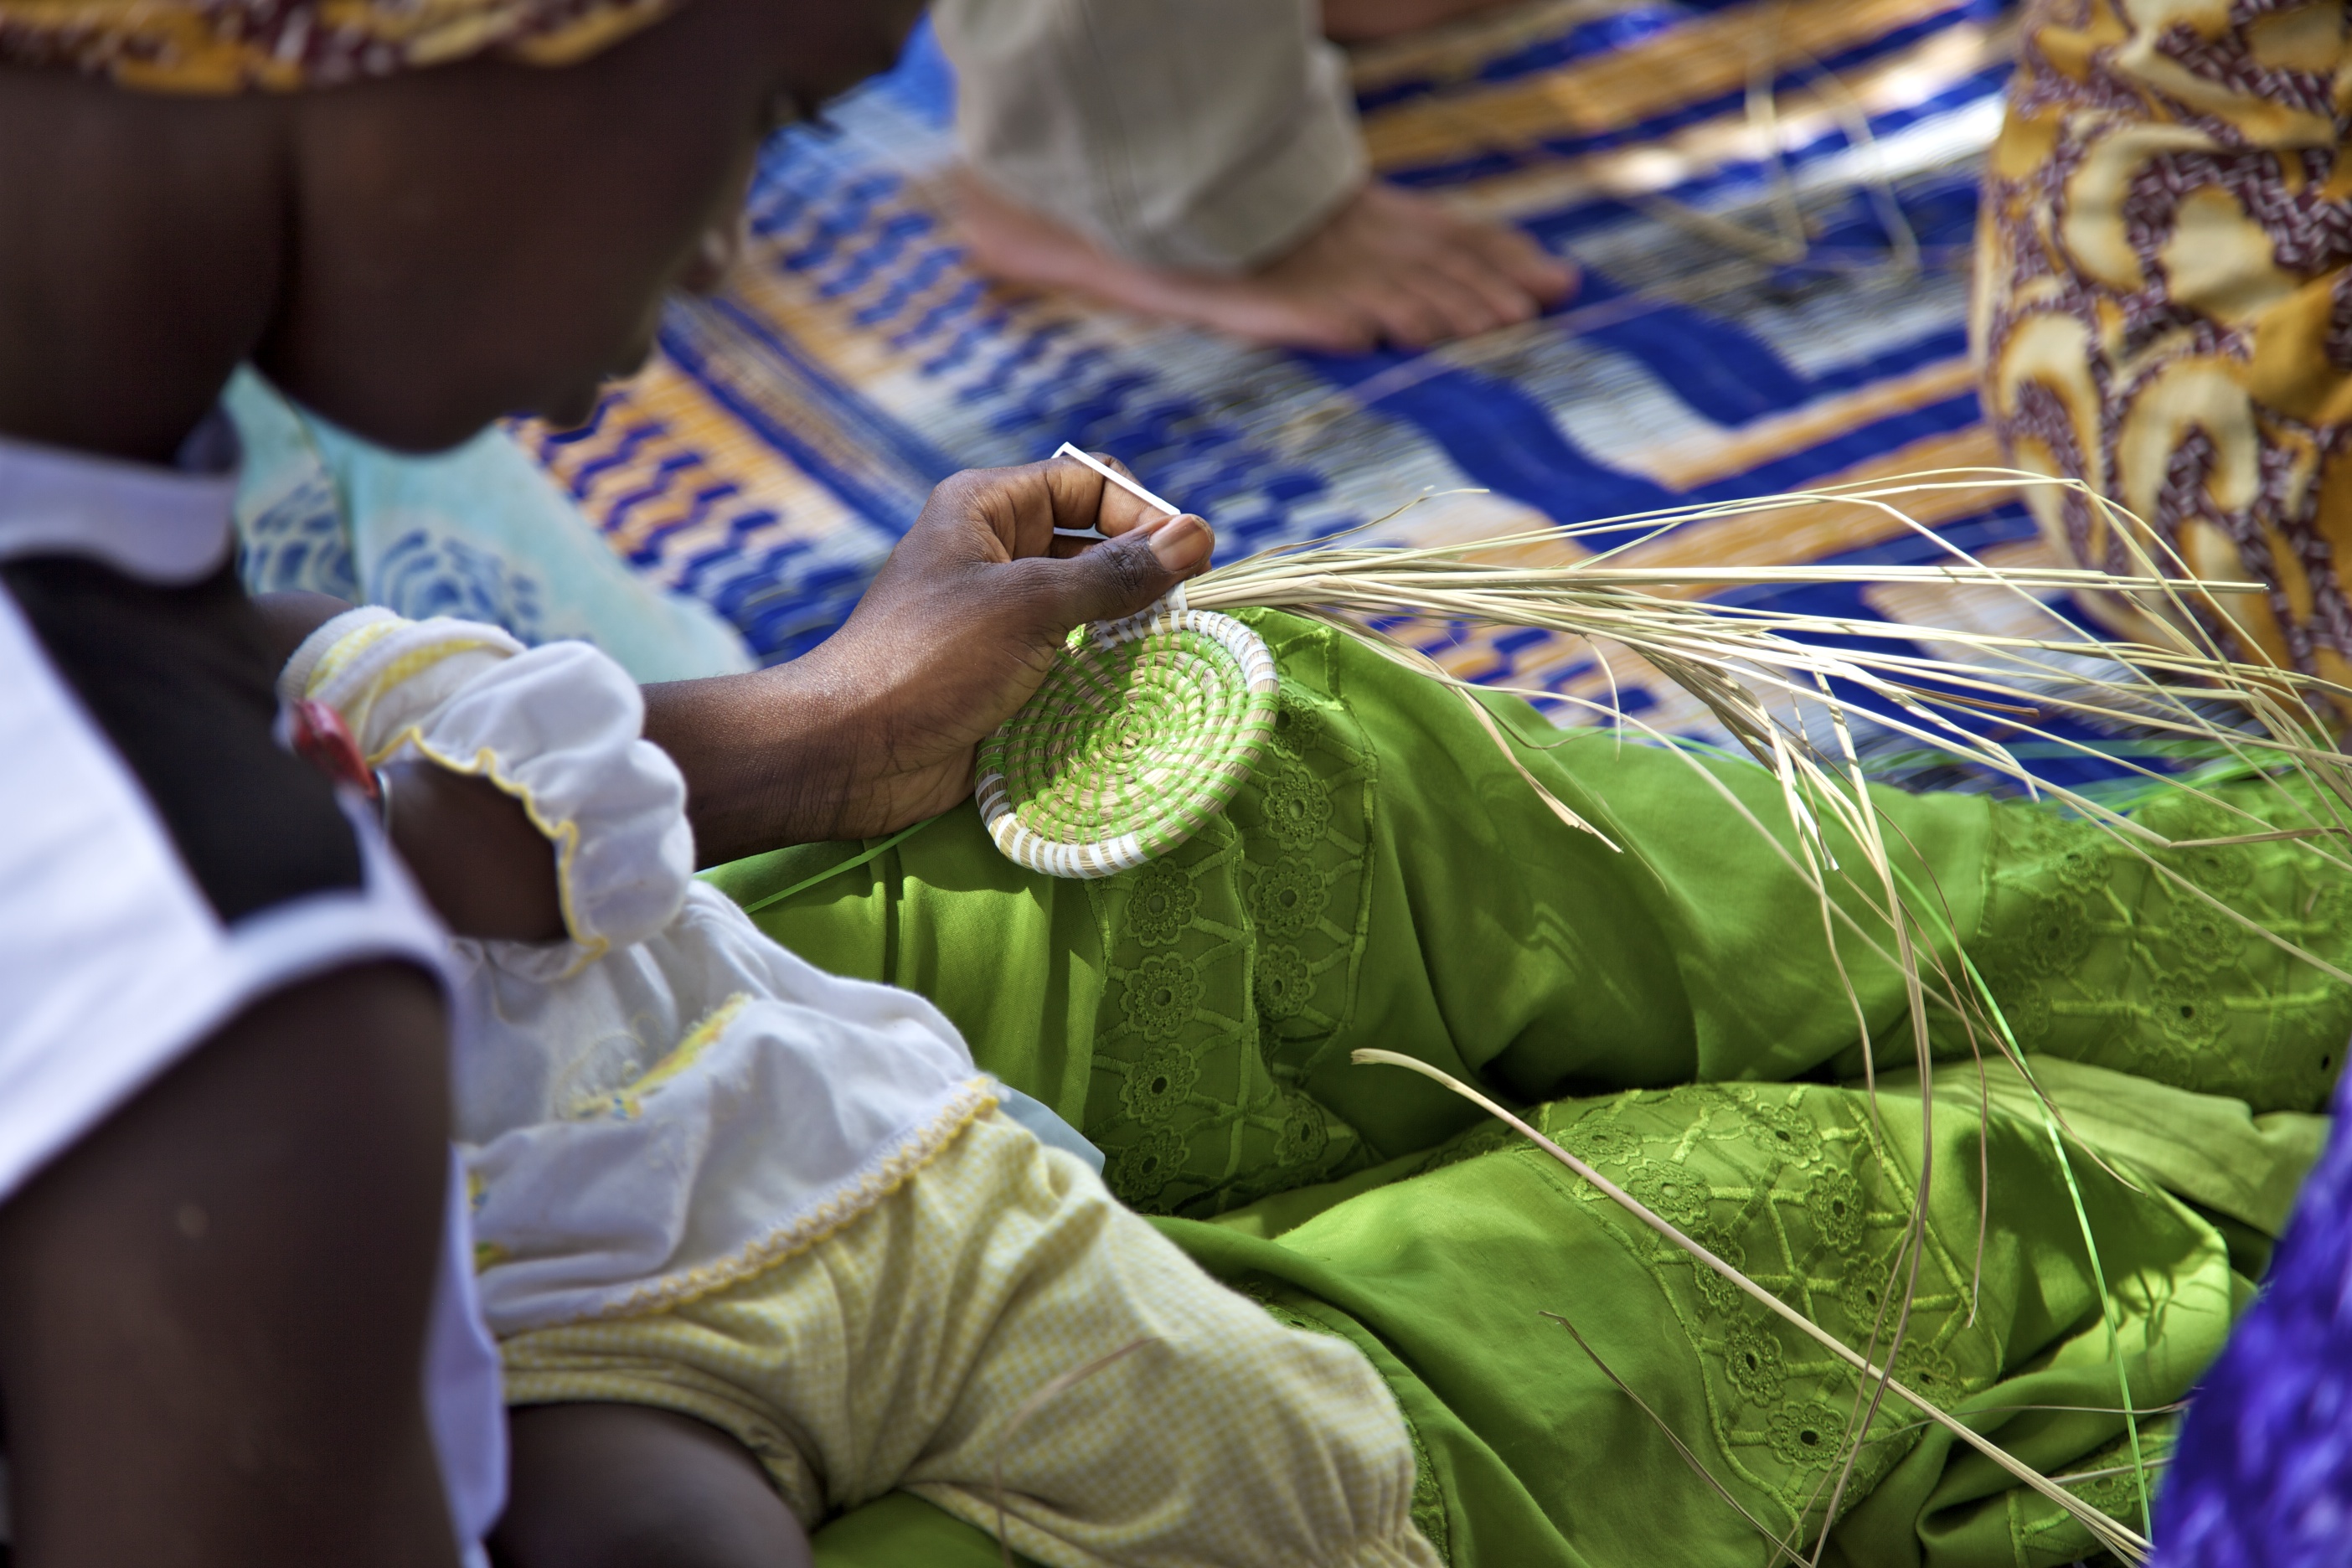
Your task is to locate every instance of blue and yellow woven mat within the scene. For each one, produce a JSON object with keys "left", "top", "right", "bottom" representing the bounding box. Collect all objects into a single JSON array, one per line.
[{"left": 512, "top": 0, "right": 2040, "bottom": 751}]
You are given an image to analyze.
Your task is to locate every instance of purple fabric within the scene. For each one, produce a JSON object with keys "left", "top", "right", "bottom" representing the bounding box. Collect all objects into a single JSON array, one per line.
[{"left": 2156, "top": 1062, "right": 2352, "bottom": 1566}]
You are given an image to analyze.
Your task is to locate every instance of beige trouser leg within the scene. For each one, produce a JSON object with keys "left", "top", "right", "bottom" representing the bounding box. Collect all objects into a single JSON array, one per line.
[
  {"left": 501, "top": 1111, "right": 1438, "bottom": 1568},
  {"left": 931, "top": 0, "right": 1369, "bottom": 272}
]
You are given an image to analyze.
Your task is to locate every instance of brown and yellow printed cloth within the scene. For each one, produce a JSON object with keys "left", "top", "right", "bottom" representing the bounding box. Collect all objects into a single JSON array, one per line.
[
  {"left": 0, "top": 0, "right": 678, "bottom": 90},
  {"left": 1976, "top": 0, "right": 2352, "bottom": 692}
]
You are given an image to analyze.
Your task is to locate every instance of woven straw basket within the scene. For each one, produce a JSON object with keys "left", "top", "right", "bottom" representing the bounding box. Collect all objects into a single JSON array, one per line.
[{"left": 975, "top": 592, "right": 1280, "bottom": 878}]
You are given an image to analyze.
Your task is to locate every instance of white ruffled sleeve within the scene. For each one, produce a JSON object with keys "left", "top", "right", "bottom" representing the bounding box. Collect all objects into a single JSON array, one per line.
[{"left": 286, "top": 611, "right": 693, "bottom": 959}]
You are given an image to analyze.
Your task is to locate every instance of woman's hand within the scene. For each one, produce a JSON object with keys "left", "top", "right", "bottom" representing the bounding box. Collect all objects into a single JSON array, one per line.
[{"left": 644, "top": 452, "right": 1214, "bottom": 864}]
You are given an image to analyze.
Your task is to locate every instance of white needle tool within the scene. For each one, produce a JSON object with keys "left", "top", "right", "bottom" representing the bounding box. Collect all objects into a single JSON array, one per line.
[{"left": 1052, "top": 441, "right": 1186, "bottom": 530}]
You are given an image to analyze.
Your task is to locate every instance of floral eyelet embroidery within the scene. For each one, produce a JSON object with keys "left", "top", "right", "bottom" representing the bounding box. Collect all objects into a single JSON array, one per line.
[
  {"left": 1260, "top": 762, "right": 1333, "bottom": 851},
  {"left": 1724, "top": 1316, "right": 1787, "bottom": 1406},
  {"left": 1690, "top": 1225, "right": 1748, "bottom": 1315},
  {"left": 1745, "top": 1102, "right": 1823, "bottom": 1165},
  {"left": 2148, "top": 974, "right": 2223, "bottom": 1050},
  {"left": 1256, "top": 943, "right": 1314, "bottom": 1020},
  {"left": 1127, "top": 859, "right": 1200, "bottom": 948},
  {"left": 1768, "top": 1400, "right": 1849, "bottom": 1468},
  {"left": 1270, "top": 686, "right": 1325, "bottom": 757},
  {"left": 1252, "top": 854, "right": 1328, "bottom": 937},
  {"left": 1121, "top": 1042, "right": 1200, "bottom": 1123},
  {"left": 2011, "top": 810, "right": 2107, "bottom": 895},
  {"left": 1086, "top": 614, "right": 1383, "bottom": 1219},
  {"left": 1122, "top": 952, "right": 1204, "bottom": 1041},
  {"left": 2169, "top": 831, "right": 2254, "bottom": 895},
  {"left": 2170, "top": 895, "right": 2246, "bottom": 971},
  {"left": 1276, "top": 1090, "right": 1331, "bottom": 1168},
  {"left": 1806, "top": 1169, "right": 1865, "bottom": 1253},
  {"left": 2012, "top": 890, "right": 2095, "bottom": 976},
  {"left": 2048, "top": 838, "right": 2107, "bottom": 895},
  {"left": 1107, "top": 1125, "right": 1187, "bottom": 1202},
  {"left": 1563, "top": 1118, "right": 1643, "bottom": 1170},
  {"left": 1894, "top": 1344, "right": 1963, "bottom": 1407},
  {"left": 1622, "top": 1158, "right": 1711, "bottom": 1229}
]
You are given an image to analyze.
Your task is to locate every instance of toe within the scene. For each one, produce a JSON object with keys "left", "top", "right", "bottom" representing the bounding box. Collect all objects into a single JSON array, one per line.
[
  {"left": 1404, "top": 265, "right": 1510, "bottom": 343},
  {"left": 1470, "top": 223, "right": 1579, "bottom": 305},
  {"left": 1429, "top": 244, "right": 1542, "bottom": 328},
  {"left": 1353, "top": 280, "right": 1452, "bottom": 350}
]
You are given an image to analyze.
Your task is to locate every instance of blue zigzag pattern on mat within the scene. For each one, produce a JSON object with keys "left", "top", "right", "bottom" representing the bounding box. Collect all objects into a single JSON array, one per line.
[{"left": 574, "top": 1, "right": 2013, "bottom": 705}]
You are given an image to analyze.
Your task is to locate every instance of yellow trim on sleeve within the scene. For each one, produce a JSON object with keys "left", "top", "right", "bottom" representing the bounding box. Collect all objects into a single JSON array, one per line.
[
  {"left": 302, "top": 615, "right": 410, "bottom": 698},
  {"left": 376, "top": 726, "right": 606, "bottom": 967},
  {"left": 359, "top": 637, "right": 520, "bottom": 711}
]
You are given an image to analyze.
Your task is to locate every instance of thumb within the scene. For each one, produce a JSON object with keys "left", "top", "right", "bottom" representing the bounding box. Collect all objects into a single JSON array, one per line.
[{"left": 1031, "top": 514, "right": 1213, "bottom": 629}]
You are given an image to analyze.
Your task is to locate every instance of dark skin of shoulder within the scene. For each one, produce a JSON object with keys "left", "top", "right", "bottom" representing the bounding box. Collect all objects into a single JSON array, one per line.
[{"left": 0, "top": 4, "right": 1208, "bottom": 1564}]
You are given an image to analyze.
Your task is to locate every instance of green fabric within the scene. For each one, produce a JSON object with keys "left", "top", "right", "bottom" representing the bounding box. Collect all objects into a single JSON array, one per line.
[
  {"left": 703, "top": 610, "right": 2349, "bottom": 1567},
  {"left": 810, "top": 1490, "right": 1046, "bottom": 1568}
]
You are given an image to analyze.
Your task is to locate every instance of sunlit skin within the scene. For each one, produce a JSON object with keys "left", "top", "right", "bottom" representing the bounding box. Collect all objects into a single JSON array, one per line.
[
  {"left": 0, "top": 3, "right": 1208, "bottom": 1565},
  {"left": 951, "top": 0, "right": 1573, "bottom": 354},
  {"left": 954, "top": 172, "right": 1578, "bottom": 354}
]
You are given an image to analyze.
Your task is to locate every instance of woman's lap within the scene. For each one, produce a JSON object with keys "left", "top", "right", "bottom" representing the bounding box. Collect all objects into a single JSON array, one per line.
[
  {"left": 713, "top": 611, "right": 2347, "bottom": 1202},
  {"left": 707, "top": 609, "right": 2349, "bottom": 1560}
]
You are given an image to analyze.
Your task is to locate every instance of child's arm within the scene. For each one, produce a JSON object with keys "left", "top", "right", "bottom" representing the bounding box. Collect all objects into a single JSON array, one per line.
[
  {"left": 268, "top": 595, "right": 689, "bottom": 955},
  {"left": 260, "top": 591, "right": 564, "bottom": 941},
  {"left": 267, "top": 456, "right": 1211, "bottom": 874},
  {"left": 379, "top": 757, "right": 565, "bottom": 942}
]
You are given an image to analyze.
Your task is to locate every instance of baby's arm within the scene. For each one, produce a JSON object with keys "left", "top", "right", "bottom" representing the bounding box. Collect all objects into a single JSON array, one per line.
[
  {"left": 260, "top": 592, "right": 563, "bottom": 941},
  {"left": 265, "top": 593, "right": 691, "bottom": 956},
  {"left": 495, "top": 1404, "right": 813, "bottom": 1568},
  {"left": 380, "top": 758, "right": 565, "bottom": 941}
]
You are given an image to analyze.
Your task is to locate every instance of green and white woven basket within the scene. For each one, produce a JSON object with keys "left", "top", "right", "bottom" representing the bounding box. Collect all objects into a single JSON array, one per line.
[{"left": 976, "top": 591, "right": 1280, "bottom": 879}]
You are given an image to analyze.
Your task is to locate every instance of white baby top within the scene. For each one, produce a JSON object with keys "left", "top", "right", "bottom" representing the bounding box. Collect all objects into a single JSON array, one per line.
[{"left": 286, "top": 610, "right": 993, "bottom": 1337}]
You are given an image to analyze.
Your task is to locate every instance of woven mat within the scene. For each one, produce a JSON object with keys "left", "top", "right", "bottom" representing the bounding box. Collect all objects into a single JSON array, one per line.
[{"left": 511, "top": 0, "right": 2041, "bottom": 752}]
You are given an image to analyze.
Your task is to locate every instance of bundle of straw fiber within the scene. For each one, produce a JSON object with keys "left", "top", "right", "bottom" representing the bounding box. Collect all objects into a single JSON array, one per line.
[
  {"left": 975, "top": 448, "right": 2352, "bottom": 1565},
  {"left": 993, "top": 449, "right": 2350, "bottom": 890}
]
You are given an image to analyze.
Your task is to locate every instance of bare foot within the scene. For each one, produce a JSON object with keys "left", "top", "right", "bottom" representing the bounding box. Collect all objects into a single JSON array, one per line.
[
  {"left": 1322, "top": 0, "right": 1519, "bottom": 44},
  {"left": 952, "top": 172, "right": 1576, "bottom": 353}
]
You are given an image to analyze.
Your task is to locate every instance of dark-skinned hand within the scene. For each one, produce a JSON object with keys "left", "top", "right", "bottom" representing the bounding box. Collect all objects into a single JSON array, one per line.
[
  {"left": 259, "top": 453, "right": 1211, "bottom": 900},
  {"left": 645, "top": 451, "right": 1215, "bottom": 864}
]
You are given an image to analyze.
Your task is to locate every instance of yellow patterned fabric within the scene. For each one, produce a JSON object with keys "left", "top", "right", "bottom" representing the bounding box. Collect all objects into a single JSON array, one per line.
[
  {"left": 1976, "top": 0, "right": 2352, "bottom": 690},
  {"left": 503, "top": 1109, "right": 1439, "bottom": 1568},
  {"left": 0, "top": 0, "right": 677, "bottom": 91}
]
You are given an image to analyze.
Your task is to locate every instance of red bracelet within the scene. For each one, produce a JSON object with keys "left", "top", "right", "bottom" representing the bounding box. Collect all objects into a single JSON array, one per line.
[{"left": 286, "top": 698, "right": 381, "bottom": 805}]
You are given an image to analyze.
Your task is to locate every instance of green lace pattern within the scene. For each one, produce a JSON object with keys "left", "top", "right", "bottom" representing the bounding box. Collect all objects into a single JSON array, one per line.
[
  {"left": 1436, "top": 1082, "right": 1994, "bottom": 1535},
  {"left": 2014, "top": 1413, "right": 2175, "bottom": 1555},
  {"left": 1969, "top": 793, "right": 2351, "bottom": 1115},
  {"left": 1084, "top": 616, "right": 1379, "bottom": 1217}
]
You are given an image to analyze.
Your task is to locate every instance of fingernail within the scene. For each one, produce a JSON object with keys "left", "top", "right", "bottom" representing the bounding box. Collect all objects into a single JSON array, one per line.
[{"left": 1150, "top": 514, "right": 1210, "bottom": 571}]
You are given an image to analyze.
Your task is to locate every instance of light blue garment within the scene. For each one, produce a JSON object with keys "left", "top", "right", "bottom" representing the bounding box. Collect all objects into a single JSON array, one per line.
[
  {"left": 990, "top": 1081, "right": 1106, "bottom": 1174},
  {"left": 227, "top": 369, "right": 755, "bottom": 684}
]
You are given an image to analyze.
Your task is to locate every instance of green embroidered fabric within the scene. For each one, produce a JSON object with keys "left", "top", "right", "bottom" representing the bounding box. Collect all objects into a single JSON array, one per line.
[
  {"left": 1164, "top": 1055, "right": 2247, "bottom": 1568},
  {"left": 1085, "top": 615, "right": 1380, "bottom": 1214},
  {"left": 710, "top": 609, "right": 2347, "bottom": 1568},
  {"left": 1970, "top": 792, "right": 2348, "bottom": 1114}
]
